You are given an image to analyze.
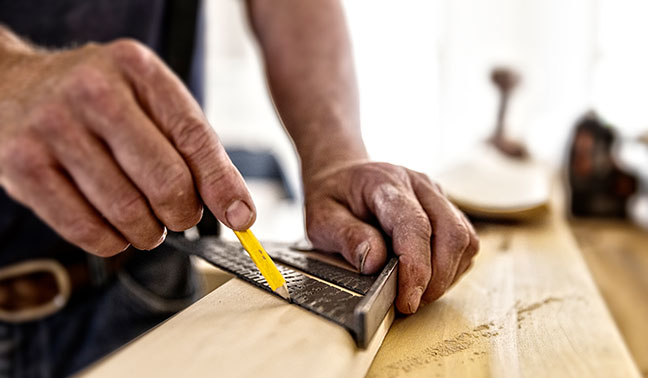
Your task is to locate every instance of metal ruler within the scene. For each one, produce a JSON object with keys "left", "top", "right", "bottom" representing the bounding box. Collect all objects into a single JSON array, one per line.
[{"left": 166, "top": 235, "right": 398, "bottom": 349}]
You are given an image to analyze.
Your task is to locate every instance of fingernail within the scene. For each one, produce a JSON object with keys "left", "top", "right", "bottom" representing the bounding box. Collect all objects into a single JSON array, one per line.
[
  {"left": 151, "top": 227, "right": 167, "bottom": 250},
  {"left": 226, "top": 200, "right": 253, "bottom": 230},
  {"left": 120, "top": 243, "right": 131, "bottom": 253},
  {"left": 408, "top": 287, "right": 425, "bottom": 313},
  {"left": 356, "top": 241, "right": 371, "bottom": 273}
]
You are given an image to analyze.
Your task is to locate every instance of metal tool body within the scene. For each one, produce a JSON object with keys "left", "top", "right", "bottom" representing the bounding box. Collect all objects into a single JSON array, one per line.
[{"left": 167, "top": 236, "right": 398, "bottom": 348}]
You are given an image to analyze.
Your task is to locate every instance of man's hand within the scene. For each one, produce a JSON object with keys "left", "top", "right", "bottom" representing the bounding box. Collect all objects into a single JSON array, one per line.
[
  {"left": 0, "top": 28, "right": 255, "bottom": 256},
  {"left": 304, "top": 162, "right": 479, "bottom": 314}
]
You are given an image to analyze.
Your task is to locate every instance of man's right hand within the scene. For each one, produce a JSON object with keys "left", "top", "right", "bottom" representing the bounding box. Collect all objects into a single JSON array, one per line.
[{"left": 0, "top": 28, "right": 256, "bottom": 256}]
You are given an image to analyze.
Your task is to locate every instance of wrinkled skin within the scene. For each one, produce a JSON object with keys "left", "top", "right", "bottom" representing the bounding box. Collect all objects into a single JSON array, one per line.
[
  {"left": 0, "top": 37, "right": 256, "bottom": 256},
  {"left": 305, "top": 162, "right": 479, "bottom": 313}
]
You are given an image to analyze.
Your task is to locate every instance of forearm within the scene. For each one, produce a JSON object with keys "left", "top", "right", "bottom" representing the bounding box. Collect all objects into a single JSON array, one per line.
[{"left": 246, "top": 0, "right": 367, "bottom": 183}]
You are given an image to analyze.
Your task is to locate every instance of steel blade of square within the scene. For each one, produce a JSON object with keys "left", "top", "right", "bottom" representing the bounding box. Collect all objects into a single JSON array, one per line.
[{"left": 166, "top": 235, "right": 397, "bottom": 348}]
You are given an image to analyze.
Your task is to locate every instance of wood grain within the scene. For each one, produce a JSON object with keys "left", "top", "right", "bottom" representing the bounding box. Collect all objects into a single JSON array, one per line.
[
  {"left": 81, "top": 192, "right": 640, "bottom": 378},
  {"left": 367, "top": 209, "right": 641, "bottom": 378},
  {"left": 570, "top": 219, "right": 648, "bottom": 378},
  {"left": 80, "top": 278, "right": 394, "bottom": 378}
]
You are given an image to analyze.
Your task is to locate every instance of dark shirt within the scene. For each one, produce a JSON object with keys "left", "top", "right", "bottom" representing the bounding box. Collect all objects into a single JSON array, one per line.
[{"left": 0, "top": 0, "right": 203, "bottom": 265}]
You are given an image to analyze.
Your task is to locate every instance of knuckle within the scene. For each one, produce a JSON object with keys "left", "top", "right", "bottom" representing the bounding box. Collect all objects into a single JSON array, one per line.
[
  {"left": 357, "top": 162, "right": 395, "bottom": 182},
  {"left": 170, "top": 115, "right": 212, "bottom": 159},
  {"left": 107, "top": 38, "right": 154, "bottom": 72},
  {"left": 148, "top": 162, "right": 193, "bottom": 203},
  {"left": 339, "top": 223, "right": 367, "bottom": 247},
  {"left": 32, "top": 103, "right": 70, "bottom": 135},
  {"left": 202, "top": 165, "right": 233, "bottom": 191},
  {"left": 412, "top": 212, "right": 433, "bottom": 237},
  {"left": 395, "top": 209, "right": 431, "bottom": 239},
  {"left": 446, "top": 223, "right": 471, "bottom": 252},
  {"left": 81, "top": 41, "right": 101, "bottom": 51},
  {"left": 20, "top": 163, "right": 49, "bottom": 185},
  {"left": 411, "top": 170, "right": 444, "bottom": 193},
  {"left": 147, "top": 163, "right": 201, "bottom": 229},
  {"left": 400, "top": 254, "right": 431, "bottom": 283},
  {"left": 371, "top": 162, "right": 408, "bottom": 181},
  {"left": 413, "top": 169, "right": 433, "bottom": 184},
  {"left": 65, "top": 65, "right": 114, "bottom": 106},
  {"left": 1, "top": 137, "right": 32, "bottom": 169},
  {"left": 110, "top": 191, "right": 148, "bottom": 226},
  {"left": 3, "top": 138, "right": 49, "bottom": 180},
  {"left": 372, "top": 182, "right": 405, "bottom": 205},
  {"left": 65, "top": 217, "right": 104, "bottom": 252}
]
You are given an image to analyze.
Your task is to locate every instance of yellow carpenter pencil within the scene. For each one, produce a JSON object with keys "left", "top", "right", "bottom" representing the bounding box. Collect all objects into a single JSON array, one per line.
[{"left": 233, "top": 229, "right": 291, "bottom": 301}]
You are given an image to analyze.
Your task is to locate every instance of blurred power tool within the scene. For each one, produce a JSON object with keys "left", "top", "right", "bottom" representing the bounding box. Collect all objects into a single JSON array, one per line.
[{"left": 566, "top": 111, "right": 639, "bottom": 218}]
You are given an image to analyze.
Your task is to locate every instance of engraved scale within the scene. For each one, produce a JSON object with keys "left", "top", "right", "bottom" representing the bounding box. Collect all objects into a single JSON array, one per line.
[{"left": 166, "top": 235, "right": 398, "bottom": 348}]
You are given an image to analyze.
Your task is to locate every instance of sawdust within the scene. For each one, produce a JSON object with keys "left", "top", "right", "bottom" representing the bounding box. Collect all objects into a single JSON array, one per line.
[
  {"left": 380, "top": 321, "right": 500, "bottom": 377},
  {"left": 516, "top": 297, "right": 564, "bottom": 323},
  {"left": 374, "top": 297, "right": 570, "bottom": 377}
]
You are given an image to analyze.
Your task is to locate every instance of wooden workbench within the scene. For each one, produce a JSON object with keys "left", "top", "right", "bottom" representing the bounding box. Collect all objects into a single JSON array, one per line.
[
  {"left": 570, "top": 219, "right": 648, "bottom": 378},
  {"left": 80, "top": 206, "right": 642, "bottom": 378}
]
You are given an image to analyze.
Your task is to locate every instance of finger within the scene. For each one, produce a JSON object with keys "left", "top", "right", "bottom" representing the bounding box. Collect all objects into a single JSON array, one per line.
[
  {"left": 0, "top": 140, "right": 128, "bottom": 256},
  {"left": 451, "top": 213, "right": 480, "bottom": 285},
  {"left": 63, "top": 66, "right": 202, "bottom": 232},
  {"left": 365, "top": 182, "right": 432, "bottom": 314},
  {"left": 35, "top": 111, "right": 166, "bottom": 250},
  {"left": 410, "top": 172, "right": 471, "bottom": 302},
  {"left": 454, "top": 258, "right": 473, "bottom": 284},
  {"left": 306, "top": 198, "right": 387, "bottom": 274},
  {"left": 107, "top": 40, "right": 255, "bottom": 230}
]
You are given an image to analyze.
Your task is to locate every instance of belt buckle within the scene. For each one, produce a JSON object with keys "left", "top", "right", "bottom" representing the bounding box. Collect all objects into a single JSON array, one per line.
[{"left": 0, "top": 259, "right": 71, "bottom": 323}]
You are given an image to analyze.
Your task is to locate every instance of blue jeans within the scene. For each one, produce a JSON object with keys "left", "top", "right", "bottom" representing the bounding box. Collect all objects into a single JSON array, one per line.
[{"left": 0, "top": 244, "right": 200, "bottom": 378}]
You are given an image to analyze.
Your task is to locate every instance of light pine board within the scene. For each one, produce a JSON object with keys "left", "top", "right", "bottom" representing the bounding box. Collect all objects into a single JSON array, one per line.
[
  {"left": 570, "top": 219, "right": 648, "bottom": 377},
  {"left": 80, "top": 278, "right": 394, "bottom": 378},
  {"left": 81, "top": 197, "right": 640, "bottom": 378},
  {"left": 367, "top": 207, "right": 641, "bottom": 378}
]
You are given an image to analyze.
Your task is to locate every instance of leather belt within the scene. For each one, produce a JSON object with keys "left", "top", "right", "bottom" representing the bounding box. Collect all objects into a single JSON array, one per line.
[{"left": 0, "top": 251, "right": 133, "bottom": 323}]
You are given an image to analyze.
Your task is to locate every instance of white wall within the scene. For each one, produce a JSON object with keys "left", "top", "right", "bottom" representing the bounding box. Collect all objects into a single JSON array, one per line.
[
  {"left": 204, "top": 0, "right": 648, "bottom": 191},
  {"left": 593, "top": 0, "right": 648, "bottom": 137}
]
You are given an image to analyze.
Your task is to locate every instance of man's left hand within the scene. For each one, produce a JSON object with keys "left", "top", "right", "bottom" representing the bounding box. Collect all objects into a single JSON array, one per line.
[{"left": 303, "top": 161, "right": 479, "bottom": 314}]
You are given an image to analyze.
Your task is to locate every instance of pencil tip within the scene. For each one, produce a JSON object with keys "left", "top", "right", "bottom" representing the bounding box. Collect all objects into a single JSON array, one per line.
[{"left": 275, "top": 285, "right": 291, "bottom": 302}]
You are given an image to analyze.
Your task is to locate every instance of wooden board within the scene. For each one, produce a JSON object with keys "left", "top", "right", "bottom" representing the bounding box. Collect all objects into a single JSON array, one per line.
[
  {"left": 570, "top": 219, "right": 648, "bottom": 378},
  {"left": 191, "top": 257, "right": 234, "bottom": 294},
  {"left": 80, "top": 278, "right": 394, "bottom": 378},
  {"left": 81, "top": 189, "right": 640, "bottom": 378},
  {"left": 367, "top": 208, "right": 641, "bottom": 377}
]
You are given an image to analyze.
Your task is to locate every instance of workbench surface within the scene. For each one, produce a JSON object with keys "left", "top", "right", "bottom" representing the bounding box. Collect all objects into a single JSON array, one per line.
[
  {"left": 81, "top": 206, "right": 642, "bottom": 378},
  {"left": 366, "top": 211, "right": 640, "bottom": 378},
  {"left": 571, "top": 219, "right": 648, "bottom": 378}
]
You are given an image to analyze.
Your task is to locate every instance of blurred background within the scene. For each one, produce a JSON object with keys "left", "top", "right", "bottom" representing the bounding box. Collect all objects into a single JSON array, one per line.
[{"left": 203, "top": 0, "right": 648, "bottom": 240}]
